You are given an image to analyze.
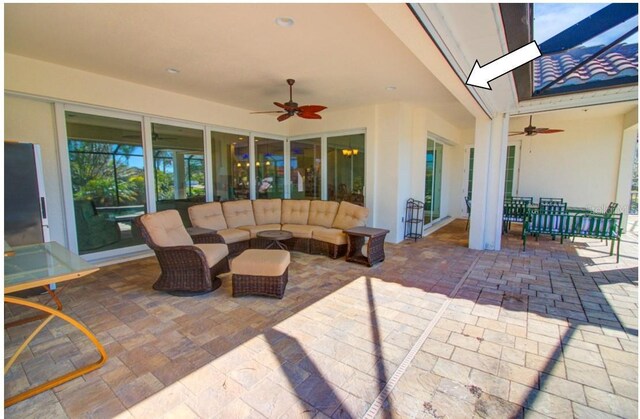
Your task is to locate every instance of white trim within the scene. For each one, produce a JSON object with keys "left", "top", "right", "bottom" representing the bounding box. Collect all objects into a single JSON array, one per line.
[
  {"left": 204, "top": 129, "right": 213, "bottom": 202},
  {"left": 28, "top": 144, "right": 51, "bottom": 242},
  {"left": 142, "top": 116, "right": 155, "bottom": 213},
  {"left": 54, "top": 102, "right": 77, "bottom": 252}
]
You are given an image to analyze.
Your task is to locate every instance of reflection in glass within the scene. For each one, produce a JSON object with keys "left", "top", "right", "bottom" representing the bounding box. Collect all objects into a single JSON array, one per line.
[
  {"left": 211, "top": 132, "right": 250, "bottom": 201},
  {"left": 327, "top": 134, "right": 365, "bottom": 205},
  {"left": 255, "top": 137, "right": 285, "bottom": 199},
  {"left": 66, "top": 111, "right": 146, "bottom": 254},
  {"left": 290, "top": 138, "right": 321, "bottom": 200},
  {"left": 152, "top": 123, "right": 205, "bottom": 227}
]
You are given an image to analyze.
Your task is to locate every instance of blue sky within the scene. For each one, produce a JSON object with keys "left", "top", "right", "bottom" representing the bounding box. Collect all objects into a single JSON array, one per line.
[{"left": 534, "top": 3, "right": 638, "bottom": 47}]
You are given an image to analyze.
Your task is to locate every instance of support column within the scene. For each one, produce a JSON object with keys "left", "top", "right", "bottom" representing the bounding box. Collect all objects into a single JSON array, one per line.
[
  {"left": 615, "top": 123, "right": 638, "bottom": 230},
  {"left": 468, "top": 113, "right": 509, "bottom": 250}
]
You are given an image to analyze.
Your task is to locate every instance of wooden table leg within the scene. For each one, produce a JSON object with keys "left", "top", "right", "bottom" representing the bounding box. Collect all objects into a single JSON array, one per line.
[{"left": 4, "top": 296, "right": 107, "bottom": 407}]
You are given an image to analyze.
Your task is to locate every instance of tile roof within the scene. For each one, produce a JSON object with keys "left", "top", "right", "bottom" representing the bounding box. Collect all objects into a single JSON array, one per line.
[{"left": 533, "top": 43, "right": 638, "bottom": 92}]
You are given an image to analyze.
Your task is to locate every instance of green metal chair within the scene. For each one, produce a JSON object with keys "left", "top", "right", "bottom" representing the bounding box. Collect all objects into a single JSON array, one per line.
[{"left": 503, "top": 201, "right": 530, "bottom": 233}]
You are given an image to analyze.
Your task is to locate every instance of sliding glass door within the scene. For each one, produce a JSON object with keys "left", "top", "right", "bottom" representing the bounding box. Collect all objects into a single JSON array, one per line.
[
  {"left": 211, "top": 131, "right": 250, "bottom": 201},
  {"left": 151, "top": 122, "right": 205, "bottom": 227},
  {"left": 289, "top": 137, "right": 322, "bottom": 200},
  {"left": 425, "top": 138, "right": 443, "bottom": 226},
  {"left": 65, "top": 111, "right": 146, "bottom": 254},
  {"left": 255, "top": 137, "right": 285, "bottom": 199},
  {"left": 327, "top": 133, "right": 365, "bottom": 205}
]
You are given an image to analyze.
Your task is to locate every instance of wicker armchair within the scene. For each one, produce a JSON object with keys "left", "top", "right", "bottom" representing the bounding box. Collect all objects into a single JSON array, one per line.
[{"left": 134, "top": 210, "right": 230, "bottom": 295}]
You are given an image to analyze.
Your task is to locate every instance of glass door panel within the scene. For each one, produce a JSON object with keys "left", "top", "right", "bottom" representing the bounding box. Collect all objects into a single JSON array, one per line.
[
  {"left": 152, "top": 123, "right": 205, "bottom": 227},
  {"left": 255, "top": 137, "right": 285, "bottom": 199},
  {"left": 211, "top": 131, "right": 250, "bottom": 201},
  {"left": 65, "top": 111, "right": 146, "bottom": 254},
  {"left": 290, "top": 138, "right": 321, "bottom": 200},
  {"left": 327, "top": 134, "right": 365, "bottom": 205},
  {"left": 425, "top": 138, "right": 443, "bottom": 226}
]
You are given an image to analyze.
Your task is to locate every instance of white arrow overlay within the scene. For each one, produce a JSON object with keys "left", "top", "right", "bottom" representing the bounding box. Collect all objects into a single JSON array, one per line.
[{"left": 466, "top": 41, "right": 542, "bottom": 90}]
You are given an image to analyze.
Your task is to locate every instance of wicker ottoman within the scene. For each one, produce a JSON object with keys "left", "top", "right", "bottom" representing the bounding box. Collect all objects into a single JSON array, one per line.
[{"left": 231, "top": 249, "right": 290, "bottom": 298}]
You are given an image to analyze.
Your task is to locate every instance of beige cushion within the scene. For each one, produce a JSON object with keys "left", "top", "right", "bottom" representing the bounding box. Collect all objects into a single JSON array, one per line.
[
  {"left": 231, "top": 249, "right": 290, "bottom": 276},
  {"left": 253, "top": 199, "right": 282, "bottom": 225},
  {"left": 308, "top": 200, "right": 339, "bottom": 228},
  {"left": 194, "top": 243, "right": 229, "bottom": 267},
  {"left": 217, "top": 228, "right": 250, "bottom": 244},
  {"left": 332, "top": 201, "right": 369, "bottom": 230},
  {"left": 222, "top": 200, "right": 256, "bottom": 228},
  {"left": 140, "top": 210, "right": 193, "bottom": 247},
  {"left": 282, "top": 224, "right": 325, "bottom": 239},
  {"left": 281, "top": 200, "right": 310, "bottom": 225},
  {"left": 312, "top": 228, "right": 348, "bottom": 245},
  {"left": 238, "top": 224, "right": 281, "bottom": 238},
  {"left": 188, "top": 202, "right": 228, "bottom": 230}
]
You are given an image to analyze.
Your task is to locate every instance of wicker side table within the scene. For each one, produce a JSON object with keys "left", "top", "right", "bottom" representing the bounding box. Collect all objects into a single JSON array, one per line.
[{"left": 343, "top": 227, "right": 390, "bottom": 267}]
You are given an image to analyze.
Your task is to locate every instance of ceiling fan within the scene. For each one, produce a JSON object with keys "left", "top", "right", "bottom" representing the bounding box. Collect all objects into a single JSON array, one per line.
[
  {"left": 252, "top": 79, "right": 327, "bottom": 122},
  {"left": 509, "top": 115, "right": 565, "bottom": 136}
]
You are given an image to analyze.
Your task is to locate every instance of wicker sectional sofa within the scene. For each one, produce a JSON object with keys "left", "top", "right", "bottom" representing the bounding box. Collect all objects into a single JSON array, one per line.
[{"left": 188, "top": 199, "right": 369, "bottom": 258}]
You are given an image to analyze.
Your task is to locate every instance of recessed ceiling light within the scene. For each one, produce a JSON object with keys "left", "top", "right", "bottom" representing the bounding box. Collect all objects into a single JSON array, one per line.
[
  {"left": 166, "top": 68, "right": 180, "bottom": 75},
  {"left": 275, "top": 17, "right": 295, "bottom": 27},
  {"left": 386, "top": 86, "right": 397, "bottom": 91}
]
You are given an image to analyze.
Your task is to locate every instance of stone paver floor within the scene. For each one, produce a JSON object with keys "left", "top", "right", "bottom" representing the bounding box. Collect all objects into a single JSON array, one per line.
[{"left": 5, "top": 218, "right": 638, "bottom": 418}]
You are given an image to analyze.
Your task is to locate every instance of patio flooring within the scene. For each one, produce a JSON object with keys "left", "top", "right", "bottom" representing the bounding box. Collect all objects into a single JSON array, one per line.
[{"left": 5, "top": 218, "right": 638, "bottom": 418}]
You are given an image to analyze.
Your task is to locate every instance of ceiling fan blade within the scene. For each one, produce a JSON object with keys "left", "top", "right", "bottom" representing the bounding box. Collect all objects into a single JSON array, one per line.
[
  {"left": 250, "top": 110, "right": 285, "bottom": 114},
  {"left": 537, "top": 129, "right": 564, "bottom": 134},
  {"left": 298, "top": 105, "right": 327, "bottom": 113},
  {"left": 274, "top": 102, "right": 297, "bottom": 111},
  {"left": 277, "top": 113, "right": 293, "bottom": 122},
  {"left": 508, "top": 132, "right": 525, "bottom": 136},
  {"left": 298, "top": 112, "right": 322, "bottom": 120}
]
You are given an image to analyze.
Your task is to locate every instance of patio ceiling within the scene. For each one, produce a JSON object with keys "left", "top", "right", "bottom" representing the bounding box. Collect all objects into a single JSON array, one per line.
[{"left": 4, "top": 3, "right": 476, "bottom": 129}]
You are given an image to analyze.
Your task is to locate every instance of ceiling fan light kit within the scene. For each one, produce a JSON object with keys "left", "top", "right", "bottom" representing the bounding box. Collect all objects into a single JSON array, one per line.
[{"left": 252, "top": 79, "right": 327, "bottom": 122}]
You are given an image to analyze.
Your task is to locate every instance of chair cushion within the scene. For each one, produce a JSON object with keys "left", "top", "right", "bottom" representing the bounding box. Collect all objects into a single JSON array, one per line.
[
  {"left": 281, "top": 200, "right": 310, "bottom": 225},
  {"left": 238, "top": 224, "right": 282, "bottom": 238},
  {"left": 217, "top": 228, "right": 251, "bottom": 244},
  {"left": 222, "top": 200, "right": 256, "bottom": 228},
  {"left": 140, "top": 210, "right": 193, "bottom": 247},
  {"left": 194, "top": 243, "right": 229, "bottom": 267},
  {"left": 253, "top": 199, "right": 282, "bottom": 225},
  {"left": 231, "top": 249, "right": 290, "bottom": 276},
  {"left": 312, "top": 228, "right": 348, "bottom": 245},
  {"left": 188, "top": 202, "right": 228, "bottom": 230},
  {"left": 308, "top": 200, "right": 339, "bottom": 228},
  {"left": 332, "top": 201, "right": 369, "bottom": 230},
  {"left": 282, "top": 224, "right": 325, "bottom": 239}
]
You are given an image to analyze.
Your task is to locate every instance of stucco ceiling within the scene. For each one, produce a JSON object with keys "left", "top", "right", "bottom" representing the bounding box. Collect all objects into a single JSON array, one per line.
[{"left": 4, "top": 3, "right": 476, "bottom": 129}]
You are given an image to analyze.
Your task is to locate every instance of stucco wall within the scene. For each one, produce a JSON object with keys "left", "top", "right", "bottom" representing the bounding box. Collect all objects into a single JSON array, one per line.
[
  {"left": 5, "top": 96, "right": 68, "bottom": 246},
  {"left": 512, "top": 112, "right": 625, "bottom": 211}
]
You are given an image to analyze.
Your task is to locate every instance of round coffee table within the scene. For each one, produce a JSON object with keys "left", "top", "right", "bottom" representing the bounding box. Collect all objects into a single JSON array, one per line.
[{"left": 256, "top": 230, "right": 293, "bottom": 250}]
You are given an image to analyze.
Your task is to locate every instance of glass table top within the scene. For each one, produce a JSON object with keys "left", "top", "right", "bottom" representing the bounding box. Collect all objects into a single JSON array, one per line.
[{"left": 4, "top": 242, "right": 98, "bottom": 294}]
